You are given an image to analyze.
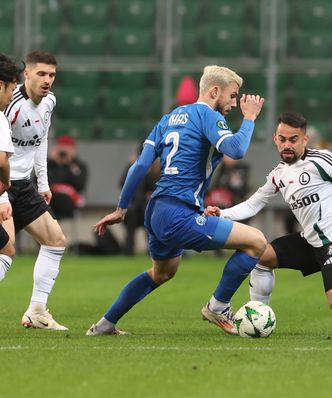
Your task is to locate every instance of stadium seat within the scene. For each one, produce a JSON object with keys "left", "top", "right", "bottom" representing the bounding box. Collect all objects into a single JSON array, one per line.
[
  {"left": 56, "top": 88, "right": 100, "bottom": 120},
  {"left": 112, "top": 0, "right": 156, "bottom": 27},
  {"left": 99, "top": 119, "right": 145, "bottom": 140},
  {"left": 0, "top": 28, "right": 14, "bottom": 55},
  {"left": 53, "top": 118, "right": 97, "bottom": 140},
  {"left": 176, "top": 29, "right": 200, "bottom": 58},
  {"left": 66, "top": 0, "right": 109, "bottom": 26},
  {"left": 59, "top": 70, "right": 102, "bottom": 91},
  {"left": 175, "top": 0, "right": 202, "bottom": 28},
  {"left": 0, "top": 2, "right": 15, "bottom": 27},
  {"left": 292, "top": 71, "right": 332, "bottom": 92},
  {"left": 291, "top": 30, "right": 332, "bottom": 58},
  {"left": 33, "top": 27, "right": 61, "bottom": 54},
  {"left": 36, "top": 1, "right": 62, "bottom": 27},
  {"left": 103, "top": 90, "right": 147, "bottom": 119},
  {"left": 289, "top": 92, "right": 331, "bottom": 120},
  {"left": 64, "top": 28, "right": 109, "bottom": 56},
  {"left": 204, "top": 0, "right": 246, "bottom": 24},
  {"left": 200, "top": 25, "right": 245, "bottom": 57},
  {"left": 111, "top": 28, "right": 154, "bottom": 56},
  {"left": 106, "top": 71, "right": 149, "bottom": 89},
  {"left": 296, "top": 0, "right": 332, "bottom": 29}
]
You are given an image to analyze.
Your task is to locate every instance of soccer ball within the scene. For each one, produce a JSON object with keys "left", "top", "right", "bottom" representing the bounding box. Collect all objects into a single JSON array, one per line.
[{"left": 234, "top": 301, "right": 276, "bottom": 338}]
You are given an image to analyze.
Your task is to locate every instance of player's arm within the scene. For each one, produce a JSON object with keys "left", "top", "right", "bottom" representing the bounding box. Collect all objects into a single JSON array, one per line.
[
  {"left": 205, "top": 175, "right": 278, "bottom": 220},
  {"left": 0, "top": 151, "right": 11, "bottom": 193},
  {"left": 94, "top": 143, "right": 157, "bottom": 235},
  {"left": 34, "top": 135, "right": 52, "bottom": 202},
  {"left": 218, "top": 95, "right": 264, "bottom": 159}
]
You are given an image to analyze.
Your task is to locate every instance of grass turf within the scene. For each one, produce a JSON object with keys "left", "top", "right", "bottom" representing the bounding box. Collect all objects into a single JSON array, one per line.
[{"left": 0, "top": 254, "right": 331, "bottom": 398}]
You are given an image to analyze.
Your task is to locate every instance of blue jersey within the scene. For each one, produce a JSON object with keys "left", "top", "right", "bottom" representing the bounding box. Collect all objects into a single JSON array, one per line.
[
  {"left": 118, "top": 102, "right": 254, "bottom": 211},
  {"left": 146, "top": 102, "right": 254, "bottom": 211}
]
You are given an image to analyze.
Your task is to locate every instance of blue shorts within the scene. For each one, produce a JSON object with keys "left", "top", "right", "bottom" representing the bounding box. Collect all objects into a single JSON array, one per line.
[{"left": 144, "top": 196, "right": 234, "bottom": 260}]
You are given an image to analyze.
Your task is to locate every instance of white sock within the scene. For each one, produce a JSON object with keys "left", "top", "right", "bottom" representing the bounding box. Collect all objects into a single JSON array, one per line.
[
  {"left": 249, "top": 264, "right": 275, "bottom": 304},
  {"left": 30, "top": 245, "right": 65, "bottom": 305},
  {"left": 96, "top": 317, "right": 115, "bottom": 332},
  {"left": 0, "top": 255, "right": 13, "bottom": 281},
  {"left": 27, "top": 301, "right": 46, "bottom": 313},
  {"left": 208, "top": 295, "right": 230, "bottom": 313}
]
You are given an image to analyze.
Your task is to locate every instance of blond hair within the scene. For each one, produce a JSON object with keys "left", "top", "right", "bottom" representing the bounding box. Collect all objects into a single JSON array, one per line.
[{"left": 199, "top": 65, "right": 243, "bottom": 94}]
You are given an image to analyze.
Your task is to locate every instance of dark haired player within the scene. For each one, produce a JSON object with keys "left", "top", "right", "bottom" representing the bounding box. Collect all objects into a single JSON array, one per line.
[
  {"left": 4, "top": 51, "right": 67, "bottom": 330},
  {"left": 0, "top": 53, "right": 21, "bottom": 283},
  {"left": 207, "top": 112, "right": 332, "bottom": 310}
]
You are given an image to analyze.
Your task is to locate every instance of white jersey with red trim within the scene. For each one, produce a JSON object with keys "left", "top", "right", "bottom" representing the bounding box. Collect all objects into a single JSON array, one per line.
[
  {"left": 4, "top": 84, "right": 55, "bottom": 192},
  {"left": 0, "top": 111, "right": 15, "bottom": 204},
  {"left": 221, "top": 148, "right": 332, "bottom": 247}
]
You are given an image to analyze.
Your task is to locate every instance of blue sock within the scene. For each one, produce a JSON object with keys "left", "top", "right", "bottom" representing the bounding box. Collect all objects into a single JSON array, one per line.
[
  {"left": 104, "top": 272, "right": 158, "bottom": 324},
  {"left": 214, "top": 251, "right": 258, "bottom": 303}
]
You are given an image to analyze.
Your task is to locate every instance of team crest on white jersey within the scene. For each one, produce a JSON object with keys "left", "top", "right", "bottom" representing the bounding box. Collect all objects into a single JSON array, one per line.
[
  {"left": 299, "top": 172, "right": 310, "bottom": 185},
  {"left": 195, "top": 215, "right": 207, "bottom": 226},
  {"left": 44, "top": 111, "right": 50, "bottom": 125}
]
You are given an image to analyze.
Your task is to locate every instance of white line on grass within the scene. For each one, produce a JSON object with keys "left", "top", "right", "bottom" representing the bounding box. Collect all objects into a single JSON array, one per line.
[
  {"left": 1, "top": 345, "right": 331, "bottom": 352},
  {"left": 92, "top": 346, "right": 332, "bottom": 352},
  {"left": 0, "top": 346, "right": 28, "bottom": 350}
]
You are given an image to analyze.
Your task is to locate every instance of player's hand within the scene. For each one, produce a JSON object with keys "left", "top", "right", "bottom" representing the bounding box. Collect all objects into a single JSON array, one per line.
[
  {"left": 0, "top": 181, "right": 10, "bottom": 196},
  {"left": 240, "top": 94, "right": 265, "bottom": 121},
  {"left": 203, "top": 205, "right": 221, "bottom": 217},
  {"left": 0, "top": 202, "right": 12, "bottom": 223},
  {"left": 39, "top": 190, "right": 52, "bottom": 204},
  {"left": 94, "top": 207, "right": 127, "bottom": 235}
]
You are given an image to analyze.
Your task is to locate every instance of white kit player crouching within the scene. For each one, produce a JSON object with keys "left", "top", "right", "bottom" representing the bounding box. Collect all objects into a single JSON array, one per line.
[
  {"left": 4, "top": 51, "right": 67, "bottom": 330},
  {"left": 205, "top": 112, "right": 332, "bottom": 309}
]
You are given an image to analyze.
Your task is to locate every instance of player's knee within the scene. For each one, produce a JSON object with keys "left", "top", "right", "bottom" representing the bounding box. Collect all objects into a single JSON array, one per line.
[
  {"left": 45, "top": 232, "right": 67, "bottom": 248},
  {"left": 150, "top": 267, "right": 177, "bottom": 285},
  {"left": 6, "top": 244, "right": 16, "bottom": 258},
  {"left": 249, "top": 229, "right": 267, "bottom": 257},
  {"left": 156, "top": 270, "right": 177, "bottom": 285},
  {"left": 1, "top": 242, "right": 16, "bottom": 259}
]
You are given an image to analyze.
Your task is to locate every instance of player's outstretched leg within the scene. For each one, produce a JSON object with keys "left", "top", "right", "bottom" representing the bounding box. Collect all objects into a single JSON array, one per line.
[
  {"left": 86, "top": 257, "right": 180, "bottom": 336},
  {"left": 86, "top": 271, "right": 158, "bottom": 336}
]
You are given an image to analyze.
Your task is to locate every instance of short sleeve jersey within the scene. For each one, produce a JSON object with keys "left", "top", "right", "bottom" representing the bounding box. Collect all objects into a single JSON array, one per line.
[{"left": 146, "top": 102, "right": 234, "bottom": 211}]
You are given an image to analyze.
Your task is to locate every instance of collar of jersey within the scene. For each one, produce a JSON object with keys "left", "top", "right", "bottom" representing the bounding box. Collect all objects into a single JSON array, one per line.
[
  {"left": 19, "top": 84, "right": 29, "bottom": 100},
  {"left": 195, "top": 101, "right": 213, "bottom": 110}
]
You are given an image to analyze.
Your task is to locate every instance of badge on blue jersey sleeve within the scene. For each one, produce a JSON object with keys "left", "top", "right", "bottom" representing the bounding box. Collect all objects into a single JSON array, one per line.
[{"left": 217, "top": 120, "right": 229, "bottom": 130}]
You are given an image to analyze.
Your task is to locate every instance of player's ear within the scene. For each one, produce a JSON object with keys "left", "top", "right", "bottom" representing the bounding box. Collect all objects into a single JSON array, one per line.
[{"left": 303, "top": 132, "right": 309, "bottom": 145}]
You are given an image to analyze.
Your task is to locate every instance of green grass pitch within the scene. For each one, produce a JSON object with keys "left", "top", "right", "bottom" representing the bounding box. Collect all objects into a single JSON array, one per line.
[{"left": 0, "top": 254, "right": 331, "bottom": 398}]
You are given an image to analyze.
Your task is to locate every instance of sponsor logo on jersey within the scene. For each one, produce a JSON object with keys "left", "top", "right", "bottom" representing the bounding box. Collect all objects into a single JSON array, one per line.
[
  {"left": 278, "top": 179, "right": 285, "bottom": 188},
  {"left": 12, "top": 134, "right": 42, "bottom": 147},
  {"left": 21, "top": 119, "right": 31, "bottom": 127},
  {"left": 299, "top": 172, "right": 310, "bottom": 185},
  {"left": 195, "top": 215, "right": 207, "bottom": 226},
  {"left": 217, "top": 120, "right": 228, "bottom": 130}
]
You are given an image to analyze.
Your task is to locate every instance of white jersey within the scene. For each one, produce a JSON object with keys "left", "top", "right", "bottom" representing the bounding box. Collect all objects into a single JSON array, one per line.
[
  {"left": 221, "top": 148, "right": 332, "bottom": 247},
  {"left": 0, "top": 111, "right": 15, "bottom": 204},
  {"left": 4, "top": 84, "right": 56, "bottom": 192},
  {"left": 0, "top": 111, "right": 14, "bottom": 155}
]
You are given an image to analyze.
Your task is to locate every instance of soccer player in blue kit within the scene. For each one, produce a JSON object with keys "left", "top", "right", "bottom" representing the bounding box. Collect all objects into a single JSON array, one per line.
[{"left": 87, "top": 65, "right": 266, "bottom": 336}]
